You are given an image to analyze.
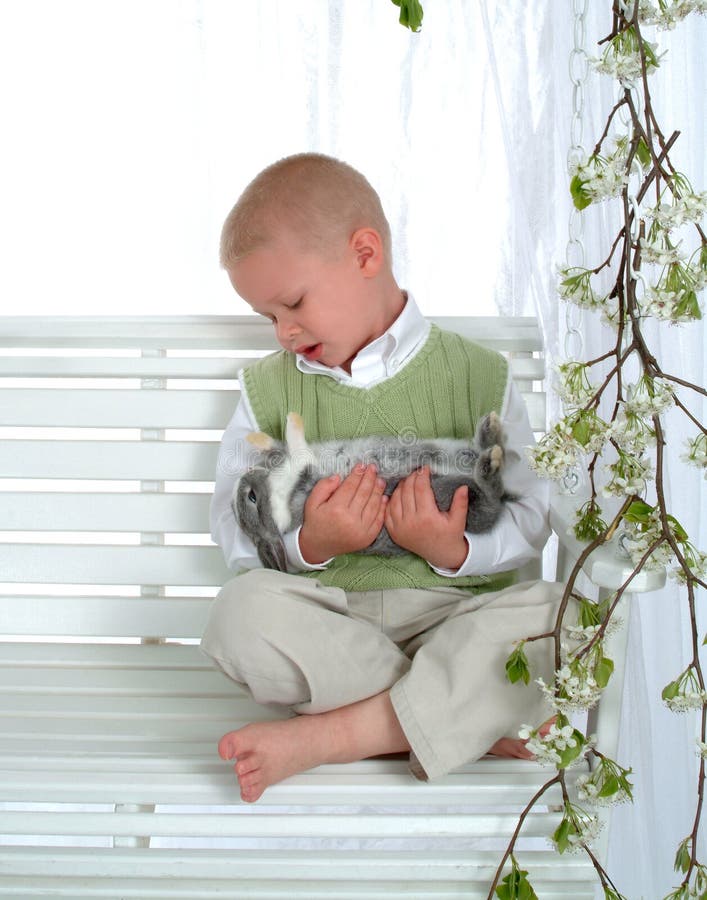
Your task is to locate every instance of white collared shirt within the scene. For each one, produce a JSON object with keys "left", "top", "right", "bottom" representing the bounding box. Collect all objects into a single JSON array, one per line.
[
  {"left": 293, "top": 292, "right": 431, "bottom": 387},
  {"left": 210, "top": 294, "right": 550, "bottom": 577}
]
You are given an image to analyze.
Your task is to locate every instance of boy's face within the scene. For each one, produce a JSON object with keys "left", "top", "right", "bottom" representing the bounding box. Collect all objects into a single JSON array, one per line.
[{"left": 227, "top": 229, "right": 387, "bottom": 373}]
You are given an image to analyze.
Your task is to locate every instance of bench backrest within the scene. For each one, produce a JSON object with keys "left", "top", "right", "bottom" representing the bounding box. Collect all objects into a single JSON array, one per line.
[{"left": 0, "top": 316, "right": 545, "bottom": 642}]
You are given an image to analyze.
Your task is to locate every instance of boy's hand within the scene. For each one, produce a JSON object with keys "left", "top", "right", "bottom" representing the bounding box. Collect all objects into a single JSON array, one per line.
[
  {"left": 384, "top": 466, "right": 469, "bottom": 570},
  {"left": 299, "top": 464, "right": 388, "bottom": 565}
]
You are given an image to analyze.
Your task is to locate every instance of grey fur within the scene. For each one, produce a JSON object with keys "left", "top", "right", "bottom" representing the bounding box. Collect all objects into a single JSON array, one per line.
[{"left": 233, "top": 412, "right": 516, "bottom": 571}]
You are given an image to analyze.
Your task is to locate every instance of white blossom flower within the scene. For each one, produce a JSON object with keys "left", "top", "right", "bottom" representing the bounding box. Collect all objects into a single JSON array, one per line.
[
  {"left": 665, "top": 689, "right": 707, "bottom": 712},
  {"left": 591, "top": 49, "right": 645, "bottom": 81},
  {"left": 638, "top": 0, "right": 707, "bottom": 29},
  {"left": 682, "top": 434, "right": 707, "bottom": 476},
  {"left": 647, "top": 191, "right": 707, "bottom": 229},
  {"left": 570, "top": 142, "right": 630, "bottom": 202},
  {"left": 640, "top": 237, "right": 686, "bottom": 266},
  {"left": 557, "top": 267, "right": 604, "bottom": 310},
  {"left": 536, "top": 666, "right": 603, "bottom": 715},
  {"left": 564, "top": 617, "right": 624, "bottom": 643},
  {"left": 556, "top": 361, "right": 597, "bottom": 408},
  {"left": 642, "top": 285, "right": 703, "bottom": 322},
  {"left": 521, "top": 719, "right": 589, "bottom": 768},
  {"left": 663, "top": 667, "right": 707, "bottom": 712},
  {"left": 670, "top": 549, "right": 707, "bottom": 583},
  {"left": 609, "top": 409, "right": 656, "bottom": 453},
  {"left": 624, "top": 377, "right": 675, "bottom": 416},
  {"left": 526, "top": 422, "right": 582, "bottom": 480},
  {"left": 576, "top": 770, "right": 632, "bottom": 806},
  {"left": 618, "top": 518, "right": 676, "bottom": 570},
  {"left": 696, "top": 740, "right": 707, "bottom": 760},
  {"left": 603, "top": 453, "right": 654, "bottom": 498},
  {"left": 550, "top": 804, "right": 603, "bottom": 854},
  {"left": 590, "top": 26, "right": 662, "bottom": 82}
]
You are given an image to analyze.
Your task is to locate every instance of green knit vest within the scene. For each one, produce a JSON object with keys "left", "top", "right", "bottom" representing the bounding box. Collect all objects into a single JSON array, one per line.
[{"left": 241, "top": 325, "right": 518, "bottom": 594}]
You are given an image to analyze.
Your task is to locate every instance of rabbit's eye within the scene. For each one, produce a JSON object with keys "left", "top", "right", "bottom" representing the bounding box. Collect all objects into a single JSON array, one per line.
[{"left": 247, "top": 489, "right": 257, "bottom": 504}]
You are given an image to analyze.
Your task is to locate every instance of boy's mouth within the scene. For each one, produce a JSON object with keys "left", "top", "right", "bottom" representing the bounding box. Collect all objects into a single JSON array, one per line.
[{"left": 295, "top": 343, "right": 323, "bottom": 362}]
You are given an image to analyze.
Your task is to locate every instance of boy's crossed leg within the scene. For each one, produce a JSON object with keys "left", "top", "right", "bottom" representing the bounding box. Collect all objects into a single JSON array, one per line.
[
  {"left": 218, "top": 689, "right": 547, "bottom": 803},
  {"left": 203, "top": 571, "right": 563, "bottom": 801}
]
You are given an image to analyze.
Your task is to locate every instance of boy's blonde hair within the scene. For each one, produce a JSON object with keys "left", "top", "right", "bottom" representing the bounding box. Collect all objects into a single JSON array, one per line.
[{"left": 220, "top": 153, "right": 392, "bottom": 267}]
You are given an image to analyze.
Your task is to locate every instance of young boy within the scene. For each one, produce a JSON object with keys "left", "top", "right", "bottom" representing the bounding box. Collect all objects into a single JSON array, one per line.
[{"left": 202, "top": 152, "right": 561, "bottom": 803}]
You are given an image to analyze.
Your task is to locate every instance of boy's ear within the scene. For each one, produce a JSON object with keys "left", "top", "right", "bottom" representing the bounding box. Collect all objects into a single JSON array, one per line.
[{"left": 350, "top": 227, "right": 384, "bottom": 277}]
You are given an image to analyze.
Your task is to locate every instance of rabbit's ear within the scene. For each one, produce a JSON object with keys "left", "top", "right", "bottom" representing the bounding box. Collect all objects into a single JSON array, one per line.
[
  {"left": 256, "top": 535, "right": 288, "bottom": 572},
  {"left": 247, "top": 431, "right": 275, "bottom": 450},
  {"left": 285, "top": 412, "right": 308, "bottom": 453}
]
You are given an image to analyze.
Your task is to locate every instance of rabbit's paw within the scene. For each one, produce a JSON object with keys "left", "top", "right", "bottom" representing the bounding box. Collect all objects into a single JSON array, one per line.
[
  {"left": 478, "top": 412, "right": 504, "bottom": 449},
  {"left": 479, "top": 444, "right": 504, "bottom": 478}
]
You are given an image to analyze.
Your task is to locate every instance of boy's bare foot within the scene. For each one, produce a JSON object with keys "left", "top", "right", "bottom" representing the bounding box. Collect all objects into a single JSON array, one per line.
[
  {"left": 487, "top": 716, "right": 557, "bottom": 760},
  {"left": 219, "top": 717, "right": 329, "bottom": 802},
  {"left": 218, "top": 691, "right": 409, "bottom": 803}
]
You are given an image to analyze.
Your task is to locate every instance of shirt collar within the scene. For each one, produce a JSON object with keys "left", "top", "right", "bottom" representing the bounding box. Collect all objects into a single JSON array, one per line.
[{"left": 295, "top": 292, "right": 430, "bottom": 386}]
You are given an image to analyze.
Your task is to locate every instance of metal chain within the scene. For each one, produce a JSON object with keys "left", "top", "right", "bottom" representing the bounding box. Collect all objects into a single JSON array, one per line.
[{"left": 565, "top": 0, "right": 589, "bottom": 361}]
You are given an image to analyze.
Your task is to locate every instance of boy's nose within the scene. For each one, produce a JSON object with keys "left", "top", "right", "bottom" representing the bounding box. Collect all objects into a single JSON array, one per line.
[{"left": 276, "top": 319, "right": 301, "bottom": 345}]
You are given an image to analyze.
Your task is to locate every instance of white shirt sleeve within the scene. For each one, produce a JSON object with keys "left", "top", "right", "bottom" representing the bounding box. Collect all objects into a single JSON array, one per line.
[
  {"left": 209, "top": 379, "right": 328, "bottom": 573},
  {"left": 429, "top": 381, "right": 550, "bottom": 578}
]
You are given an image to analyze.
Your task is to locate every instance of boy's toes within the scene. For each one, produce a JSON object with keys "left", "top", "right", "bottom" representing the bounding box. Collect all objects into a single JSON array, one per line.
[
  {"left": 235, "top": 754, "right": 259, "bottom": 778},
  {"left": 239, "top": 771, "right": 265, "bottom": 803},
  {"left": 218, "top": 732, "right": 238, "bottom": 761}
]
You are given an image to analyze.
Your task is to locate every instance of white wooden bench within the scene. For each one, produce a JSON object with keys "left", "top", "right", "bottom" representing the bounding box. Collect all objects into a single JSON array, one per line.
[{"left": 0, "top": 316, "right": 663, "bottom": 899}]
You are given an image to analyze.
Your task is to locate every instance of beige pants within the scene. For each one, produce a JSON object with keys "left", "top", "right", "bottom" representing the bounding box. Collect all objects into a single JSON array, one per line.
[{"left": 200, "top": 569, "right": 566, "bottom": 780}]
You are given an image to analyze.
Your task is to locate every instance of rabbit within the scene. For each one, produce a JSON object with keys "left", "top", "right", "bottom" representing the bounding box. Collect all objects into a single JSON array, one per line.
[{"left": 232, "top": 411, "right": 516, "bottom": 571}]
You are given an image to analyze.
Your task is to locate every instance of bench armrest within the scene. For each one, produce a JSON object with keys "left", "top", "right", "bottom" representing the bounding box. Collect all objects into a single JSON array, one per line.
[{"left": 550, "top": 489, "right": 666, "bottom": 594}]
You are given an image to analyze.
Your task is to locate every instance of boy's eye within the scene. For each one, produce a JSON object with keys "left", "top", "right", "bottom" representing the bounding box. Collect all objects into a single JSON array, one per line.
[{"left": 288, "top": 297, "right": 303, "bottom": 310}]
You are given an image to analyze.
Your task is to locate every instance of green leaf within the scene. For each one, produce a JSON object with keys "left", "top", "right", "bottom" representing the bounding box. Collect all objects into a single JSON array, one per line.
[
  {"left": 495, "top": 856, "right": 536, "bottom": 900},
  {"left": 570, "top": 175, "right": 592, "bottom": 210},
  {"left": 505, "top": 644, "right": 531, "bottom": 685},
  {"left": 636, "top": 137, "right": 652, "bottom": 168},
  {"left": 666, "top": 514, "right": 690, "bottom": 543},
  {"left": 555, "top": 729, "right": 586, "bottom": 768},
  {"left": 391, "top": 0, "right": 424, "bottom": 31},
  {"left": 624, "top": 499, "right": 655, "bottom": 523},
  {"left": 553, "top": 817, "right": 572, "bottom": 853},
  {"left": 662, "top": 678, "right": 681, "bottom": 701},
  {"left": 594, "top": 654, "right": 614, "bottom": 689},
  {"left": 598, "top": 773, "right": 620, "bottom": 798},
  {"left": 674, "top": 837, "right": 692, "bottom": 874},
  {"left": 571, "top": 416, "right": 592, "bottom": 447}
]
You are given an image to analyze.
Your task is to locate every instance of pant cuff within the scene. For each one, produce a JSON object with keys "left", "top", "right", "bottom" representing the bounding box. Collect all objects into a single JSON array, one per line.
[{"left": 389, "top": 679, "right": 447, "bottom": 781}]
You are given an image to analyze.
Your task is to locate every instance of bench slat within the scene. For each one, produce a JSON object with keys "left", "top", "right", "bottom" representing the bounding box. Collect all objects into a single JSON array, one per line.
[
  {"left": 0, "top": 763, "right": 573, "bottom": 807},
  {"left": 0, "top": 544, "right": 230, "bottom": 586},
  {"left": 0, "top": 389, "right": 239, "bottom": 429},
  {"left": 0, "top": 848, "right": 595, "bottom": 896},
  {"left": 0, "top": 315, "right": 542, "bottom": 350},
  {"left": 0, "top": 357, "right": 252, "bottom": 379},
  {"left": 0, "top": 596, "right": 211, "bottom": 638},
  {"left": 3, "top": 493, "right": 212, "bottom": 533},
  {"left": 0, "top": 388, "right": 544, "bottom": 431},
  {"left": 0, "top": 440, "right": 218, "bottom": 480},
  {"left": 0, "top": 354, "right": 544, "bottom": 381},
  {"left": 0, "top": 642, "right": 210, "bottom": 668},
  {"left": 2, "top": 810, "right": 563, "bottom": 840},
  {"left": 0, "top": 877, "right": 596, "bottom": 900},
  {"left": 0, "top": 666, "right": 240, "bottom": 696}
]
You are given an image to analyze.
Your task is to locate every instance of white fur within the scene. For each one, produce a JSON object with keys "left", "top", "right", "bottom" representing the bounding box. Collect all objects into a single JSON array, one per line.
[{"left": 270, "top": 414, "right": 317, "bottom": 532}]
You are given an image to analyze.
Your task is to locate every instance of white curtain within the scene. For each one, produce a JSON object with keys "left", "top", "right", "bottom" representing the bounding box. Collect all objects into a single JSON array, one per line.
[
  {"left": 1, "top": 0, "right": 519, "bottom": 318},
  {"left": 483, "top": 4, "right": 707, "bottom": 895},
  {"left": 1, "top": 2, "right": 705, "bottom": 896}
]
